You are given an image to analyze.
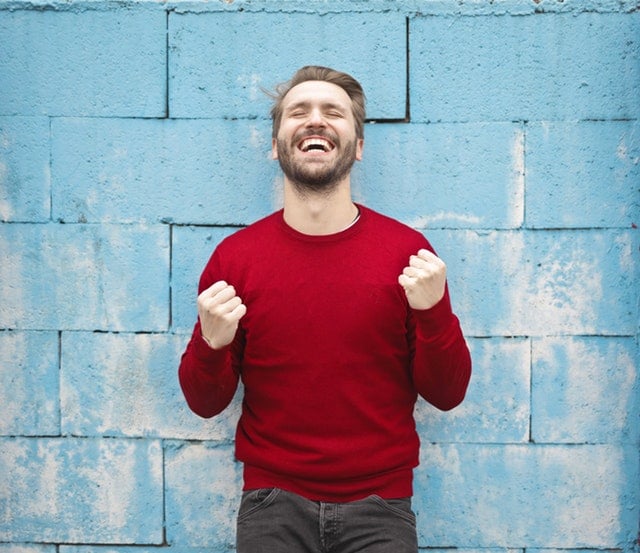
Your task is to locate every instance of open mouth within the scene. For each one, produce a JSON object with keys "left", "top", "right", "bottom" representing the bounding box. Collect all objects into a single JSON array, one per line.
[{"left": 297, "top": 137, "right": 335, "bottom": 153}]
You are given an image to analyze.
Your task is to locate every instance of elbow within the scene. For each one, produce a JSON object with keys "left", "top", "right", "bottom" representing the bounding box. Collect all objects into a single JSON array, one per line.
[
  {"left": 430, "top": 388, "right": 468, "bottom": 412},
  {"left": 183, "top": 393, "right": 219, "bottom": 419}
]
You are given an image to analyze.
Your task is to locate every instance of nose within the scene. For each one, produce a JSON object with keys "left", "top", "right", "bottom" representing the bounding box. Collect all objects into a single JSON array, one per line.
[{"left": 306, "top": 107, "right": 326, "bottom": 128}]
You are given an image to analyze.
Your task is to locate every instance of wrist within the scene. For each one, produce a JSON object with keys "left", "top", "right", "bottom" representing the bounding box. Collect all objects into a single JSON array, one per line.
[{"left": 200, "top": 332, "right": 219, "bottom": 350}]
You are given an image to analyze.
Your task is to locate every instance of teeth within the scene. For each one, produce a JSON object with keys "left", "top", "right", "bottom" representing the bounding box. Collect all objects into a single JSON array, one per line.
[{"left": 300, "top": 138, "right": 332, "bottom": 152}]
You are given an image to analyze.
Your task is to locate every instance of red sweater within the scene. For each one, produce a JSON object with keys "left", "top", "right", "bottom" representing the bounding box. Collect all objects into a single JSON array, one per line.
[{"left": 179, "top": 205, "right": 471, "bottom": 502}]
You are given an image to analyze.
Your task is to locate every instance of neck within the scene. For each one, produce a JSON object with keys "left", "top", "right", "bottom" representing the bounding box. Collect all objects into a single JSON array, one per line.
[{"left": 282, "top": 177, "right": 359, "bottom": 235}]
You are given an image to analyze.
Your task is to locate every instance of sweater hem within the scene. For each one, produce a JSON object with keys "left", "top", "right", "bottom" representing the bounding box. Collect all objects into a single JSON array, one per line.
[{"left": 242, "top": 464, "right": 415, "bottom": 503}]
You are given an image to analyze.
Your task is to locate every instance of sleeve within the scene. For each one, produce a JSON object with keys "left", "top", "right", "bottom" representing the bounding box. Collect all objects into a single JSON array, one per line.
[
  {"left": 408, "top": 282, "right": 472, "bottom": 411},
  {"left": 177, "top": 249, "right": 243, "bottom": 419}
]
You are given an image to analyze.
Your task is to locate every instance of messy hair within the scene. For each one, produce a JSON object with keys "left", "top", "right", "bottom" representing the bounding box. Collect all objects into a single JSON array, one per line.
[{"left": 269, "top": 66, "right": 366, "bottom": 139}]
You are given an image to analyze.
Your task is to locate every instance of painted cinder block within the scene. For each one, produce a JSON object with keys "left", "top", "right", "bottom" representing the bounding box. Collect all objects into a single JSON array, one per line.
[
  {"left": 0, "top": 223, "right": 169, "bottom": 331},
  {"left": 410, "top": 12, "right": 640, "bottom": 122},
  {"left": 0, "top": 437, "right": 163, "bottom": 543},
  {"left": 416, "top": 337, "right": 530, "bottom": 443},
  {"left": 0, "top": 545, "right": 56, "bottom": 553},
  {"left": 532, "top": 336, "right": 639, "bottom": 444},
  {"left": 425, "top": 229, "right": 639, "bottom": 337},
  {"left": 165, "top": 442, "right": 242, "bottom": 549},
  {"left": 526, "top": 120, "right": 640, "bottom": 229},
  {"left": 51, "top": 117, "right": 278, "bottom": 225},
  {"left": 0, "top": 117, "right": 50, "bottom": 222},
  {"left": 60, "top": 331, "right": 241, "bottom": 440},
  {"left": 353, "top": 122, "right": 524, "bottom": 229},
  {"left": 172, "top": 226, "right": 240, "bottom": 333},
  {"left": 414, "top": 443, "right": 639, "bottom": 548},
  {"left": 61, "top": 548, "right": 227, "bottom": 553},
  {"left": 0, "top": 331, "right": 59, "bottom": 436},
  {"left": 169, "top": 11, "right": 406, "bottom": 120},
  {"left": 0, "top": 8, "right": 166, "bottom": 117}
]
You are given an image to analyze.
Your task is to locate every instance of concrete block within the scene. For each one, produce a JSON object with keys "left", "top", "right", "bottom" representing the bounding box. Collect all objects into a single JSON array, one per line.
[
  {"left": 165, "top": 442, "right": 242, "bottom": 548},
  {"left": 0, "top": 117, "right": 50, "bottom": 222},
  {"left": 62, "top": 548, "right": 227, "bottom": 553},
  {"left": 172, "top": 226, "right": 240, "bottom": 333},
  {"left": 416, "top": 337, "right": 530, "bottom": 443},
  {"left": 0, "top": 546, "right": 55, "bottom": 553},
  {"left": 410, "top": 13, "right": 640, "bottom": 122},
  {"left": 0, "top": 331, "right": 59, "bottom": 436},
  {"left": 61, "top": 331, "right": 241, "bottom": 440},
  {"left": 169, "top": 11, "right": 406, "bottom": 119},
  {"left": 0, "top": 8, "right": 166, "bottom": 117},
  {"left": 0, "top": 223, "right": 169, "bottom": 331},
  {"left": 414, "top": 444, "right": 639, "bottom": 548},
  {"left": 0, "top": 437, "right": 163, "bottom": 543},
  {"left": 526, "top": 120, "right": 640, "bottom": 228},
  {"left": 425, "top": 229, "right": 639, "bottom": 336},
  {"left": 353, "top": 122, "right": 524, "bottom": 229},
  {"left": 532, "top": 336, "right": 639, "bottom": 444},
  {"left": 51, "top": 117, "right": 278, "bottom": 225}
]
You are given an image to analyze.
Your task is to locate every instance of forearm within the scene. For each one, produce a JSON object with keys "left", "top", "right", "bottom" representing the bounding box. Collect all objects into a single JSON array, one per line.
[
  {"left": 411, "top": 295, "right": 472, "bottom": 411},
  {"left": 178, "top": 322, "right": 240, "bottom": 418}
]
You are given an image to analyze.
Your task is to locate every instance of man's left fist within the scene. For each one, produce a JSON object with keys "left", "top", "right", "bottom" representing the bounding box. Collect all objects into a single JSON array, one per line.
[{"left": 398, "top": 248, "right": 447, "bottom": 310}]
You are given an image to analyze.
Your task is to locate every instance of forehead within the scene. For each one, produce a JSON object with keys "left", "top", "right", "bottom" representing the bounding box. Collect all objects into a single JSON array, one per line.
[{"left": 281, "top": 80, "right": 352, "bottom": 111}]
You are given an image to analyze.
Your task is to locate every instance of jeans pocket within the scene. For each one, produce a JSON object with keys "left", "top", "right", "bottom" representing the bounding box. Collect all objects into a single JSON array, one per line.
[
  {"left": 370, "top": 495, "right": 417, "bottom": 525},
  {"left": 237, "top": 488, "right": 281, "bottom": 522}
]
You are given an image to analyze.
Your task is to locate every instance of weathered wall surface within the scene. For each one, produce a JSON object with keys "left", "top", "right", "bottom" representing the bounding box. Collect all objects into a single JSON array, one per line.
[{"left": 1, "top": 0, "right": 639, "bottom": 551}]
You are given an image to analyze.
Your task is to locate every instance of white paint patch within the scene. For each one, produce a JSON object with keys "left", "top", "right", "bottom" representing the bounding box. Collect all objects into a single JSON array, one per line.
[
  {"left": 408, "top": 211, "right": 482, "bottom": 228},
  {"left": 271, "top": 174, "right": 284, "bottom": 210},
  {"left": 1, "top": 333, "right": 27, "bottom": 433},
  {"left": 249, "top": 124, "right": 268, "bottom": 150},
  {"left": 33, "top": 441, "right": 62, "bottom": 519},
  {"left": 74, "top": 440, "right": 142, "bottom": 533},
  {"left": 537, "top": 445, "right": 623, "bottom": 543},
  {"left": 614, "top": 233, "right": 634, "bottom": 272},
  {"left": 95, "top": 334, "right": 156, "bottom": 436},
  {"left": 576, "top": 342, "right": 635, "bottom": 434},
  {"left": 509, "top": 127, "right": 525, "bottom": 227},
  {"left": 0, "top": 231, "right": 25, "bottom": 326},
  {"left": 616, "top": 133, "right": 638, "bottom": 164},
  {"left": 237, "top": 73, "right": 264, "bottom": 102},
  {"left": 533, "top": 247, "right": 602, "bottom": 333},
  {"left": 0, "top": 200, "right": 11, "bottom": 221},
  {"left": 503, "top": 232, "right": 604, "bottom": 334},
  {"left": 0, "top": 161, "right": 12, "bottom": 220}
]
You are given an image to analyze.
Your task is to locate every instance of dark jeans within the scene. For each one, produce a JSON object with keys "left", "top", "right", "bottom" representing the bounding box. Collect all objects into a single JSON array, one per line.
[{"left": 236, "top": 488, "right": 418, "bottom": 553}]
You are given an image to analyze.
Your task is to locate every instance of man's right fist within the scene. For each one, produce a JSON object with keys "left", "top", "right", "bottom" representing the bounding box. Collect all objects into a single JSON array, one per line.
[{"left": 197, "top": 280, "right": 247, "bottom": 350}]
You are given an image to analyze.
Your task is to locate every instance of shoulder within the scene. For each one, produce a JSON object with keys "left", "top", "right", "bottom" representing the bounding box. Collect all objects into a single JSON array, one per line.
[
  {"left": 359, "top": 205, "right": 431, "bottom": 250},
  {"left": 217, "top": 210, "right": 283, "bottom": 250},
  {"left": 198, "top": 211, "right": 282, "bottom": 289}
]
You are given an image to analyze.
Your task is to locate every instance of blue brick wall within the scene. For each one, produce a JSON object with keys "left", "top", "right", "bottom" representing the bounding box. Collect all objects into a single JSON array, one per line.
[{"left": 1, "top": 1, "right": 638, "bottom": 552}]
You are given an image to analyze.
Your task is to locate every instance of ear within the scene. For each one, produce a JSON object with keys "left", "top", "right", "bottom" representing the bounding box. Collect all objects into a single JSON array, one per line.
[
  {"left": 355, "top": 138, "right": 364, "bottom": 161},
  {"left": 271, "top": 138, "right": 279, "bottom": 160}
]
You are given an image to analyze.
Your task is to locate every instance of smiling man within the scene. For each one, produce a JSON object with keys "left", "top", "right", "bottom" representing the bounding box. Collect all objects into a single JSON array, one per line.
[{"left": 178, "top": 66, "right": 472, "bottom": 553}]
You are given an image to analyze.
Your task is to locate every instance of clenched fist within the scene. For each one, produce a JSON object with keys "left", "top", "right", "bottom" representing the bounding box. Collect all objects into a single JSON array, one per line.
[
  {"left": 398, "top": 249, "right": 447, "bottom": 310},
  {"left": 197, "top": 280, "right": 247, "bottom": 349}
]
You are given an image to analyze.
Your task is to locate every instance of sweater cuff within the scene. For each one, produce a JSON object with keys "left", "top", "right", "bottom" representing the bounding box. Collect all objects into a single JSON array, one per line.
[
  {"left": 411, "top": 294, "right": 457, "bottom": 342},
  {"left": 193, "top": 331, "right": 232, "bottom": 365}
]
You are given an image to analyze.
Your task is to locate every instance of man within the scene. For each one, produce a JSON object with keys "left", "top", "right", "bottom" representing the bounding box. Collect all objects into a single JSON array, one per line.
[{"left": 179, "top": 66, "right": 471, "bottom": 553}]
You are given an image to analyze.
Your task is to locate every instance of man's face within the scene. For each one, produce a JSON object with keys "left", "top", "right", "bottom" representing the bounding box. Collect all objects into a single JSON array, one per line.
[{"left": 272, "top": 80, "right": 364, "bottom": 193}]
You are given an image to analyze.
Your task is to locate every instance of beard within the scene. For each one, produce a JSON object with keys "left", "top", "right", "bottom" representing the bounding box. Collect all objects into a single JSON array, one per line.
[{"left": 276, "top": 131, "right": 358, "bottom": 195}]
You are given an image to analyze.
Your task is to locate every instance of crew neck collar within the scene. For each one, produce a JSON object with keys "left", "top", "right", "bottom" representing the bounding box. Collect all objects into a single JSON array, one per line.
[{"left": 278, "top": 203, "right": 366, "bottom": 242}]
